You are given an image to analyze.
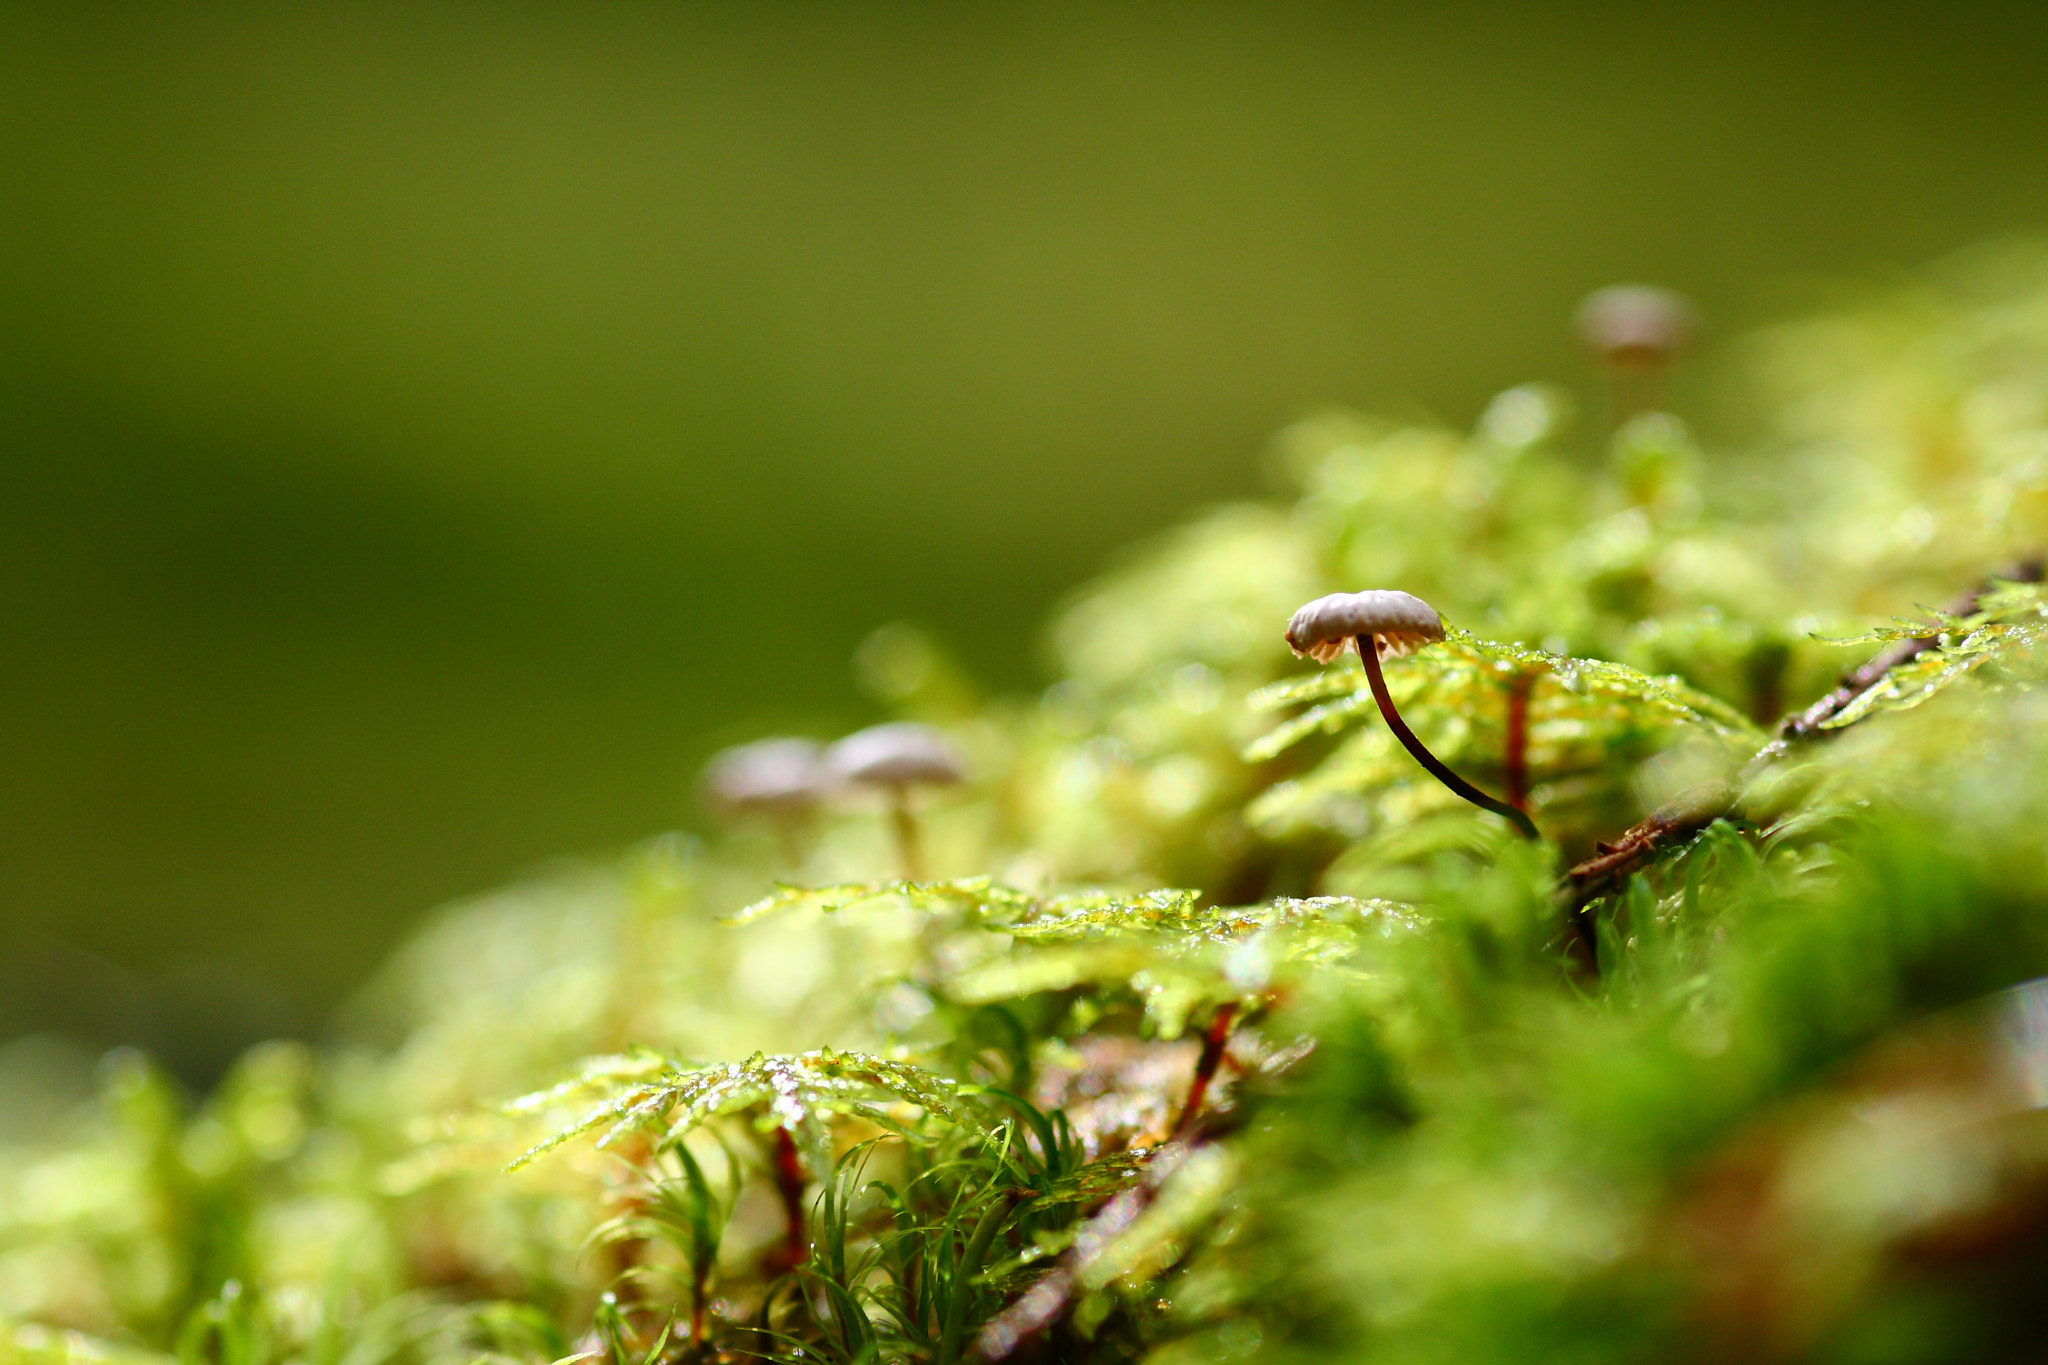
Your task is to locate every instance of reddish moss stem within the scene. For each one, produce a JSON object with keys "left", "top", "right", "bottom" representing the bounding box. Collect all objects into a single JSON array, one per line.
[
  {"left": 769, "top": 1126, "right": 808, "bottom": 1274},
  {"left": 1172, "top": 1002, "right": 1239, "bottom": 1139},
  {"left": 1504, "top": 668, "right": 1534, "bottom": 814}
]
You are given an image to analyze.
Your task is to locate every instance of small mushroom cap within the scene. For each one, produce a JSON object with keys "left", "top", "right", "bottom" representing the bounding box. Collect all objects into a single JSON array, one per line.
[
  {"left": 703, "top": 737, "right": 833, "bottom": 813},
  {"left": 1576, "top": 285, "right": 1694, "bottom": 369},
  {"left": 1285, "top": 591, "right": 1445, "bottom": 664},
  {"left": 827, "top": 722, "right": 968, "bottom": 788}
]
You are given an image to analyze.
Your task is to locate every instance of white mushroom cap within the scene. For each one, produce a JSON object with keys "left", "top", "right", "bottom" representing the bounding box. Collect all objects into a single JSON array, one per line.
[
  {"left": 703, "top": 738, "right": 834, "bottom": 813},
  {"left": 1285, "top": 591, "right": 1445, "bottom": 664},
  {"left": 827, "top": 722, "right": 968, "bottom": 788},
  {"left": 1576, "top": 285, "right": 1694, "bottom": 368}
]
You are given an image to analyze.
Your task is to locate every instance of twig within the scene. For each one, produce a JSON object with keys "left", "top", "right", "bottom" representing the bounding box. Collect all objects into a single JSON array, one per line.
[
  {"left": 1562, "top": 556, "right": 2045, "bottom": 921},
  {"left": 1749, "top": 556, "right": 2043, "bottom": 767},
  {"left": 972, "top": 1141, "right": 1196, "bottom": 1362},
  {"left": 1563, "top": 782, "right": 1734, "bottom": 926},
  {"left": 972, "top": 1034, "right": 1315, "bottom": 1360}
]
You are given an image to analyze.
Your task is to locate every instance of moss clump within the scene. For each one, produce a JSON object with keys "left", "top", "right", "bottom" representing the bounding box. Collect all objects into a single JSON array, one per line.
[{"left": 14, "top": 246, "right": 2048, "bottom": 1364}]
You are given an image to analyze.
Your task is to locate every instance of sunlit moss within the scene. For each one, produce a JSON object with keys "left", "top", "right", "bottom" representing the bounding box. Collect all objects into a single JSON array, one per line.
[{"left": 16, "top": 249, "right": 2048, "bottom": 1362}]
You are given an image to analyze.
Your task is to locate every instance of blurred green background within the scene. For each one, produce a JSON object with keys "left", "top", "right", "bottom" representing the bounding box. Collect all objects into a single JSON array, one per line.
[{"left": 5, "top": 0, "right": 2048, "bottom": 1081}]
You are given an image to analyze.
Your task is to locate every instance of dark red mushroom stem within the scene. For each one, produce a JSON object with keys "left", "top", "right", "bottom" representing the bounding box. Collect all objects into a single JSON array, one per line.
[{"left": 1357, "top": 636, "right": 1540, "bottom": 841}]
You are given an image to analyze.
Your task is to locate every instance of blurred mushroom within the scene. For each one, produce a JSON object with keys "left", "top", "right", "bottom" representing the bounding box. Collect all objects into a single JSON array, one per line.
[
  {"left": 1285, "top": 591, "right": 1539, "bottom": 840},
  {"left": 1577, "top": 284, "right": 1694, "bottom": 422},
  {"left": 701, "top": 737, "right": 834, "bottom": 865},
  {"left": 826, "top": 722, "right": 967, "bottom": 878},
  {"left": 1577, "top": 284, "right": 1693, "bottom": 370}
]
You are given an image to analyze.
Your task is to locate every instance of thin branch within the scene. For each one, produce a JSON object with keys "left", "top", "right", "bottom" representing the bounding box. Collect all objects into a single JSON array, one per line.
[
  {"left": 1750, "top": 556, "right": 2043, "bottom": 766},
  {"left": 971, "top": 1141, "right": 1196, "bottom": 1362},
  {"left": 1563, "top": 782, "right": 1734, "bottom": 918},
  {"left": 1563, "top": 556, "right": 2044, "bottom": 919},
  {"left": 971, "top": 1032, "right": 1320, "bottom": 1360}
]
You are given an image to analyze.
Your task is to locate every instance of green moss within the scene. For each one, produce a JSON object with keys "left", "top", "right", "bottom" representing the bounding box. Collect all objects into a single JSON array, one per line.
[{"left": 18, "top": 247, "right": 2048, "bottom": 1362}]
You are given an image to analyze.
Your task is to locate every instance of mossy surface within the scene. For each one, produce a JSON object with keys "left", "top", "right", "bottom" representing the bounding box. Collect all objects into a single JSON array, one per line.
[{"left": 15, "top": 249, "right": 2048, "bottom": 1363}]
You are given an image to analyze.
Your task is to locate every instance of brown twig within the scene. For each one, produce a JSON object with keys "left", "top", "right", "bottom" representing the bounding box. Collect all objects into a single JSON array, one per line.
[
  {"left": 1562, "top": 556, "right": 2046, "bottom": 925},
  {"left": 1750, "top": 557, "right": 2043, "bottom": 768},
  {"left": 971, "top": 1032, "right": 1321, "bottom": 1360},
  {"left": 972, "top": 1141, "right": 1196, "bottom": 1362},
  {"left": 1563, "top": 782, "right": 1735, "bottom": 946}
]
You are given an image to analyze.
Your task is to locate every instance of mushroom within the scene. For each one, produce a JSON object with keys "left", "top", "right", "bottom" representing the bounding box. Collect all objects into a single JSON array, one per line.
[
  {"left": 702, "top": 737, "right": 835, "bottom": 864},
  {"left": 1576, "top": 284, "right": 1694, "bottom": 426},
  {"left": 1284, "top": 591, "right": 1539, "bottom": 840},
  {"left": 1575, "top": 285, "right": 1693, "bottom": 373},
  {"left": 825, "top": 722, "right": 968, "bottom": 878}
]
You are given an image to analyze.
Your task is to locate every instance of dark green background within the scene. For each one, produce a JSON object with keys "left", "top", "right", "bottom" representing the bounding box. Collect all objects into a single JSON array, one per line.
[{"left": 5, "top": 1, "right": 2047, "bottom": 1079}]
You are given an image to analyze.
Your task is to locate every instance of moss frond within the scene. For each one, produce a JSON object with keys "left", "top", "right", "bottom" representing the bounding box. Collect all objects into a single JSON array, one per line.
[{"left": 507, "top": 1048, "right": 991, "bottom": 1173}]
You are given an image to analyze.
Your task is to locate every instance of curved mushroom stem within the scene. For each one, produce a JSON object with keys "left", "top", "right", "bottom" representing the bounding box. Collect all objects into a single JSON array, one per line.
[{"left": 1357, "top": 636, "right": 1540, "bottom": 841}]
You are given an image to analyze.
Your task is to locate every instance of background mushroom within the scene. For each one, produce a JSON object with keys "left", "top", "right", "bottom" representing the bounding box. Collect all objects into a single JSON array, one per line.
[
  {"left": 1284, "top": 591, "right": 1540, "bottom": 840},
  {"left": 1576, "top": 283, "right": 1694, "bottom": 424},
  {"left": 701, "top": 737, "right": 835, "bottom": 865},
  {"left": 825, "top": 722, "right": 968, "bottom": 878}
]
